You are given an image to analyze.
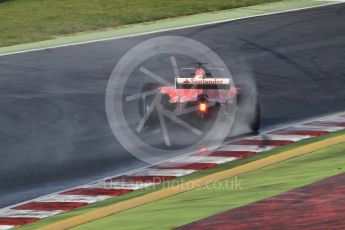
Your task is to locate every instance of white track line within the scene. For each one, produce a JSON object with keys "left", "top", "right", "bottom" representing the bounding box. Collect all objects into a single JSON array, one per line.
[
  {"left": 171, "top": 156, "right": 238, "bottom": 164},
  {"left": 0, "top": 1, "right": 343, "bottom": 57},
  {"left": 249, "top": 134, "right": 311, "bottom": 142},
  {"left": 316, "top": 0, "right": 345, "bottom": 2},
  {"left": 0, "top": 225, "right": 15, "bottom": 230},
  {"left": 286, "top": 125, "right": 344, "bottom": 132},
  {"left": 131, "top": 168, "right": 196, "bottom": 177},
  {"left": 0, "top": 209, "right": 63, "bottom": 219},
  {"left": 37, "top": 195, "right": 111, "bottom": 203},
  {"left": 260, "top": 111, "right": 345, "bottom": 133},
  {"left": 84, "top": 181, "right": 156, "bottom": 190},
  {"left": 321, "top": 117, "right": 345, "bottom": 122},
  {"left": 218, "top": 145, "right": 274, "bottom": 152}
]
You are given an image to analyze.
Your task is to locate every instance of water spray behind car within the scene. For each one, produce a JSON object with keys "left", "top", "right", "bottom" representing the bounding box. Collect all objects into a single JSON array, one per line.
[{"left": 106, "top": 36, "right": 260, "bottom": 165}]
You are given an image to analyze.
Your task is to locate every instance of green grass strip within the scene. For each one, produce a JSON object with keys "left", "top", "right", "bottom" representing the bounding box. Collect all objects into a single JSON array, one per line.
[
  {"left": 0, "top": 0, "right": 332, "bottom": 53},
  {"left": 0, "top": 0, "right": 283, "bottom": 47},
  {"left": 71, "top": 138, "right": 345, "bottom": 230},
  {"left": 16, "top": 129, "right": 345, "bottom": 230}
]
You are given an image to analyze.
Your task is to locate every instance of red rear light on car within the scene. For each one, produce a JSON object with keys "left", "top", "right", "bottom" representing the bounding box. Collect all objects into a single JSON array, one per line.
[{"left": 199, "top": 102, "right": 207, "bottom": 113}]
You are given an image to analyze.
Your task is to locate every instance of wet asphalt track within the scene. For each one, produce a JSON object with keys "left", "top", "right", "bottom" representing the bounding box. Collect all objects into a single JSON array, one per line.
[{"left": 0, "top": 3, "right": 345, "bottom": 208}]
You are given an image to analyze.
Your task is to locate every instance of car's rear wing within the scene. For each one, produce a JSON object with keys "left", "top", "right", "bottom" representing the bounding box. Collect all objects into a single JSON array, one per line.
[{"left": 175, "top": 78, "right": 231, "bottom": 89}]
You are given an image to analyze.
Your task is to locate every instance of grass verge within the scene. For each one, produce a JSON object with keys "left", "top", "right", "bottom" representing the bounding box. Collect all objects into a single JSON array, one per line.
[
  {"left": 16, "top": 129, "right": 345, "bottom": 230},
  {"left": 71, "top": 139, "right": 345, "bottom": 229},
  {"left": 0, "top": 0, "right": 284, "bottom": 47}
]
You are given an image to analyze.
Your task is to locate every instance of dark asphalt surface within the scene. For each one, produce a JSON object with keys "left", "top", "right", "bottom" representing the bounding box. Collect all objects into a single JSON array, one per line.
[{"left": 1, "top": 3, "right": 345, "bottom": 208}]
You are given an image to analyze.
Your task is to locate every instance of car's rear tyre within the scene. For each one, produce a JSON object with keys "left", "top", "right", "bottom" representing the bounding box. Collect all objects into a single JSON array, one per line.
[
  {"left": 138, "top": 83, "right": 159, "bottom": 129},
  {"left": 138, "top": 83, "right": 173, "bottom": 130}
]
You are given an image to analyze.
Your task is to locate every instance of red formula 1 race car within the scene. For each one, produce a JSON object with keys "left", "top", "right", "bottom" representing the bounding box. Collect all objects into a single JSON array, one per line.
[{"left": 138, "top": 63, "right": 260, "bottom": 133}]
